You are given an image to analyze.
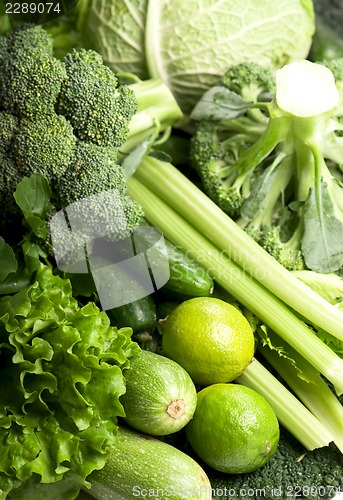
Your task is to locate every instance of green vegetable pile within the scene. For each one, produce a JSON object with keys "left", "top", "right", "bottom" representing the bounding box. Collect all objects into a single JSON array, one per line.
[{"left": 0, "top": 1, "right": 343, "bottom": 498}]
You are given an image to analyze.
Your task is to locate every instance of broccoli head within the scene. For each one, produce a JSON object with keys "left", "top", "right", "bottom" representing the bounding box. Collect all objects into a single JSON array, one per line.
[
  {"left": 0, "top": 25, "right": 66, "bottom": 117},
  {"left": 14, "top": 114, "right": 77, "bottom": 180},
  {"left": 57, "top": 49, "right": 137, "bottom": 148},
  {"left": 221, "top": 62, "right": 276, "bottom": 103}
]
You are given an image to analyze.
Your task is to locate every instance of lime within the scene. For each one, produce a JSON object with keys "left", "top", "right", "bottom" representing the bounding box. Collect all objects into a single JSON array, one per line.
[
  {"left": 161, "top": 297, "right": 254, "bottom": 386},
  {"left": 185, "top": 383, "right": 280, "bottom": 474}
]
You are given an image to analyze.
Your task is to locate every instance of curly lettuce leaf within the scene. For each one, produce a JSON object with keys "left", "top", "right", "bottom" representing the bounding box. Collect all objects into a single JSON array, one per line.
[
  {"left": 0, "top": 265, "right": 140, "bottom": 499},
  {"left": 79, "top": 0, "right": 315, "bottom": 112}
]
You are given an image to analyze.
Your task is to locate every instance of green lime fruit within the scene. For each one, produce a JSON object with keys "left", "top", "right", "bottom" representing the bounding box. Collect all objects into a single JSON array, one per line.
[
  {"left": 161, "top": 297, "right": 254, "bottom": 385},
  {"left": 185, "top": 383, "right": 280, "bottom": 474}
]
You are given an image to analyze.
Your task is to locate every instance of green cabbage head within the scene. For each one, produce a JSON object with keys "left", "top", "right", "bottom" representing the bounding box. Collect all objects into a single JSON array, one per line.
[{"left": 78, "top": 0, "right": 315, "bottom": 113}]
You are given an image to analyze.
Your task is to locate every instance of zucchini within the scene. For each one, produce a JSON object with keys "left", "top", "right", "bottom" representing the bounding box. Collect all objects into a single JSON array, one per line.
[
  {"left": 86, "top": 426, "right": 212, "bottom": 500},
  {"left": 106, "top": 295, "right": 157, "bottom": 334},
  {"left": 120, "top": 350, "right": 197, "bottom": 435}
]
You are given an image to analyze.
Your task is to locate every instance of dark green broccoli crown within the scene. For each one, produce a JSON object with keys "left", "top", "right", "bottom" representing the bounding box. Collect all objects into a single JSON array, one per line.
[
  {"left": 9, "top": 24, "right": 54, "bottom": 56},
  {"left": 0, "top": 26, "right": 65, "bottom": 117},
  {"left": 120, "top": 195, "right": 145, "bottom": 232},
  {"left": 221, "top": 62, "right": 276, "bottom": 102},
  {"left": 190, "top": 121, "right": 224, "bottom": 175},
  {"left": 55, "top": 142, "right": 144, "bottom": 241},
  {"left": 14, "top": 114, "right": 76, "bottom": 180},
  {"left": 0, "top": 112, "right": 18, "bottom": 153},
  {"left": 56, "top": 141, "right": 127, "bottom": 207},
  {"left": 57, "top": 49, "right": 137, "bottom": 148}
]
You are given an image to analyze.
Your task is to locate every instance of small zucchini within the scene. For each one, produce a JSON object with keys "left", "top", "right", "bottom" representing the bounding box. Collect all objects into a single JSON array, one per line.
[
  {"left": 106, "top": 295, "right": 157, "bottom": 334},
  {"left": 87, "top": 425, "right": 212, "bottom": 500},
  {"left": 121, "top": 350, "right": 197, "bottom": 435}
]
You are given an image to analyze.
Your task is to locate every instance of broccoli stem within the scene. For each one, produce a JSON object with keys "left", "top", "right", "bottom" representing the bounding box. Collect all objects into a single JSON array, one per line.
[
  {"left": 235, "top": 358, "right": 333, "bottom": 450},
  {"left": 121, "top": 78, "right": 183, "bottom": 157},
  {"left": 132, "top": 156, "right": 343, "bottom": 344},
  {"left": 127, "top": 173, "right": 343, "bottom": 395},
  {"left": 259, "top": 343, "right": 343, "bottom": 454}
]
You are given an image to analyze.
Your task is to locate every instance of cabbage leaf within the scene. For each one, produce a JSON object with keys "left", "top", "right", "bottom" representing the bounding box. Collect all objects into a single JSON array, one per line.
[
  {"left": 79, "top": 0, "right": 315, "bottom": 112},
  {"left": 0, "top": 265, "right": 140, "bottom": 499}
]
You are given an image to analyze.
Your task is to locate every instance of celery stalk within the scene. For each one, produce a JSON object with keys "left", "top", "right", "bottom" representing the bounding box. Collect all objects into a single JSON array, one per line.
[
  {"left": 133, "top": 156, "right": 343, "bottom": 342},
  {"left": 236, "top": 358, "right": 333, "bottom": 450},
  {"left": 127, "top": 177, "right": 343, "bottom": 395},
  {"left": 259, "top": 343, "right": 343, "bottom": 453}
]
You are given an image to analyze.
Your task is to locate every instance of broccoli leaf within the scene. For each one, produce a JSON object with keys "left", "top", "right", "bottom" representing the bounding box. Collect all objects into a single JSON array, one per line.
[
  {"left": 302, "top": 180, "right": 343, "bottom": 272},
  {"left": 13, "top": 174, "right": 53, "bottom": 239},
  {"left": 0, "top": 237, "right": 17, "bottom": 282},
  {"left": 190, "top": 87, "right": 251, "bottom": 122}
]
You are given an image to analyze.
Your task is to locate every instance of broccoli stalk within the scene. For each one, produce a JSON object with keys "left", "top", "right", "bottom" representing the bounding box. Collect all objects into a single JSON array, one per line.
[
  {"left": 191, "top": 60, "right": 343, "bottom": 273},
  {"left": 234, "top": 61, "right": 343, "bottom": 273}
]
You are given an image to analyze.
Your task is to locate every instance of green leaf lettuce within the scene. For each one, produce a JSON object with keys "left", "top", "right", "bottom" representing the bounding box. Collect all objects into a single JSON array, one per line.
[{"left": 0, "top": 265, "right": 140, "bottom": 499}]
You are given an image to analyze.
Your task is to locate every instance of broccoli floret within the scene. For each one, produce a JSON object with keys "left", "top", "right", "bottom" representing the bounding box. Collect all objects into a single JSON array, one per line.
[
  {"left": 260, "top": 225, "right": 305, "bottom": 271},
  {"left": 57, "top": 49, "right": 137, "bottom": 148},
  {"left": 14, "top": 114, "right": 77, "bottom": 180},
  {"left": 0, "top": 112, "right": 18, "bottom": 153},
  {"left": 221, "top": 62, "right": 276, "bottom": 103},
  {"left": 190, "top": 62, "right": 275, "bottom": 217},
  {"left": 56, "top": 141, "right": 127, "bottom": 207},
  {"left": 0, "top": 25, "right": 66, "bottom": 117},
  {"left": 191, "top": 121, "right": 254, "bottom": 217},
  {"left": 55, "top": 141, "right": 144, "bottom": 242}
]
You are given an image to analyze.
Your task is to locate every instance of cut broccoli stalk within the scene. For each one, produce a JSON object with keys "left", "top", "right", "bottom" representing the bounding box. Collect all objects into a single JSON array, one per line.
[
  {"left": 235, "top": 358, "right": 333, "bottom": 450},
  {"left": 229, "top": 61, "right": 343, "bottom": 273},
  {"left": 127, "top": 173, "right": 343, "bottom": 396},
  {"left": 131, "top": 156, "right": 343, "bottom": 345},
  {"left": 191, "top": 60, "right": 343, "bottom": 273}
]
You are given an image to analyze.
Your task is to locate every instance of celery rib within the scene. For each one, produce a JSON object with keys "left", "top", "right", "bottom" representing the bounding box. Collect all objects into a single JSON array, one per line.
[
  {"left": 259, "top": 345, "right": 343, "bottom": 453},
  {"left": 133, "top": 157, "right": 343, "bottom": 342},
  {"left": 236, "top": 358, "right": 333, "bottom": 450},
  {"left": 127, "top": 177, "right": 343, "bottom": 395}
]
